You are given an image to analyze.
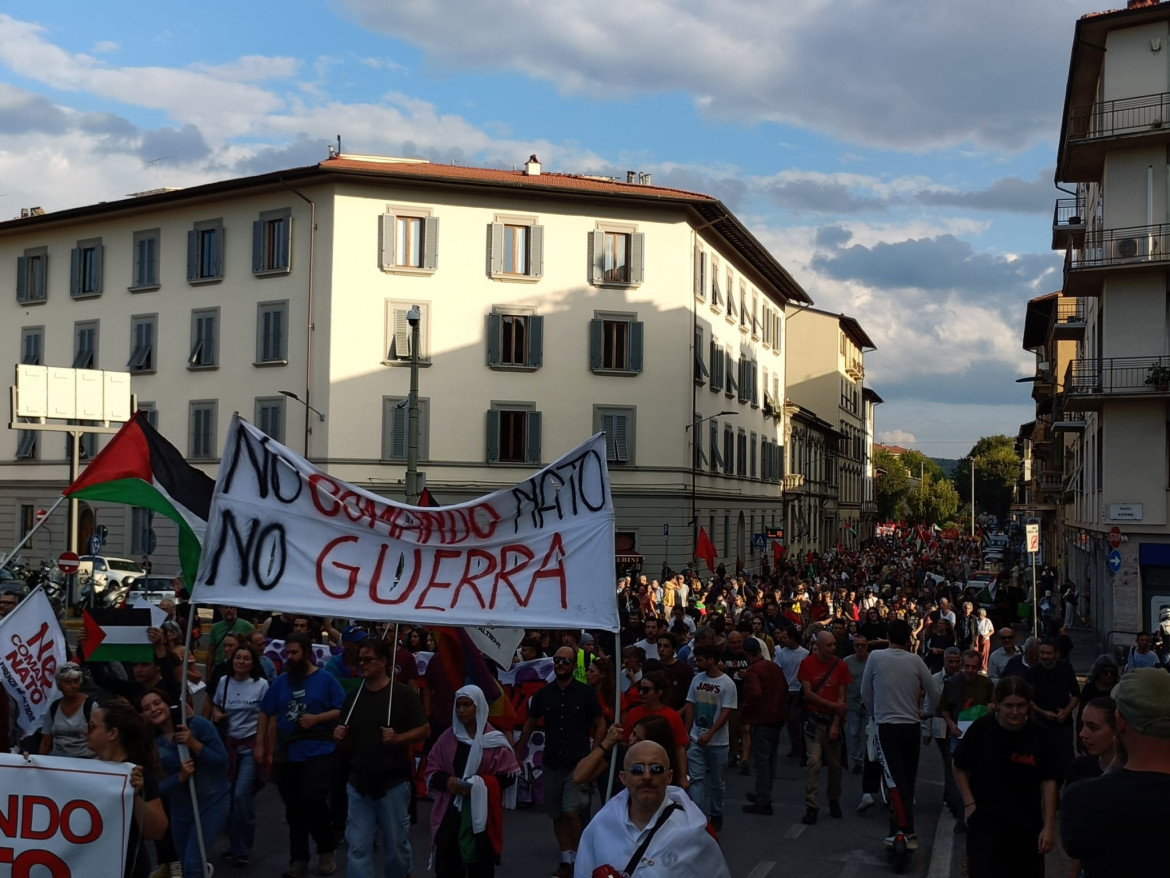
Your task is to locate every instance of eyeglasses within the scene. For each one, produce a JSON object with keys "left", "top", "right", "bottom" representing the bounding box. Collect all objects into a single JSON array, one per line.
[
  {"left": 627, "top": 763, "right": 668, "bottom": 776},
  {"left": 552, "top": 657, "right": 574, "bottom": 666}
]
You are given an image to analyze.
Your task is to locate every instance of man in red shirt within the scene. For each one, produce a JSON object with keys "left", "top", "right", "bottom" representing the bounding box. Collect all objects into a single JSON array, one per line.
[
  {"left": 798, "top": 630, "right": 852, "bottom": 824},
  {"left": 740, "top": 638, "right": 788, "bottom": 815},
  {"left": 623, "top": 671, "right": 689, "bottom": 785}
]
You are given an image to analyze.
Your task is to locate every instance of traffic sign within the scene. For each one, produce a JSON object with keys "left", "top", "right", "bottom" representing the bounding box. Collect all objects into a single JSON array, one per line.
[
  {"left": 35, "top": 508, "right": 48, "bottom": 523},
  {"left": 87, "top": 533, "right": 102, "bottom": 555},
  {"left": 752, "top": 533, "right": 767, "bottom": 550},
  {"left": 1025, "top": 522, "right": 1040, "bottom": 554},
  {"left": 1109, "top": 526, "right": 1123, "bottom": 549},
  {"left": 57, "top": 551, "right": 80, "bottom": 575},
  {"left": 1108, "top": 549, "right": 1123, "bottom": 573}
]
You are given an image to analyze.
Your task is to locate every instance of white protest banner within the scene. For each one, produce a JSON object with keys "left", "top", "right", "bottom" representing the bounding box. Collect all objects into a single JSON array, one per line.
[
  {"left": 192, "top": 416, "right": 618, "bottom": 631},
  {"left": 0, "top": 752, "right": 134, "bottom": 875},
  {"left": 466, "top": 625, "right": 525, "bottom": 668},
  {"left": 0, "top": 589, "right": 66, "bottom": 732}
]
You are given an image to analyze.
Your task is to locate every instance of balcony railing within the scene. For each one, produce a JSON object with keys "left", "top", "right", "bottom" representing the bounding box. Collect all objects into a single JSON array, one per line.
[
  {"left": 1054, "top": 298, "right": 1084, "bottom": 325},
  {"left": 1068, "top": 224, "right": 1170, "bottom": 268},
  {"left": 1070, "top": 92, "right": 1170, "bottom": 141},
  {"left": 1068, "top": 355, "right": 1170, "bottom": 396},
  {"left": 1052, "top": 197, "right": 1086, "bottom": 250}
]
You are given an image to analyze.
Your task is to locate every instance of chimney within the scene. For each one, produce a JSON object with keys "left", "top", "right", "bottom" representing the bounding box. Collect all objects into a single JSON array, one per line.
[
  {"left": 641, "top": 173, "right": 652, "bottom": 186},
  {"left": 1128, "top": 0, "right": 1157, "bottom": 8},
  {"left": 524, "top": 154, "right": 541, "bottom": 176},
  {"left": 627, "top": 171, "right": 637, "bottom": 184}
]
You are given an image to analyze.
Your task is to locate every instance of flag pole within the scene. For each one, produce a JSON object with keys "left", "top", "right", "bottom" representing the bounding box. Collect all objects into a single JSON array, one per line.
[
  {"left": 177, "top": 601, "right": 211, "bottom": 877},
  {"left": 604, "top": 586, "right": 622, "bottom": 803},
  {"left": 0, "top": 495, "right": 67, "bottom": 571}
]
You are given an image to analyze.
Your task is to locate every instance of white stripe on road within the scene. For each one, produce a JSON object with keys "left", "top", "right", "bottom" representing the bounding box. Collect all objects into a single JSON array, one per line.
[
  {"left": 783, "top": 823, "right": 806, "bottom": 839},
  {"left": 745, "top": 862, "right": 776, "bottom": 878},
  {"left": 927, "top": 805, "right": 956, "bottom": 878}
]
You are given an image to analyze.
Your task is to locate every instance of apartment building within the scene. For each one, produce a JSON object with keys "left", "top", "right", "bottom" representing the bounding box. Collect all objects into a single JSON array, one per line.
[
  {"left": 783, "top": 403, "right": 840, "bottom": 556},
  {"left": 1048, "top": 0, "right": 1170, "bottom": 638},
  {"left": 784, "top": 307, "right": 878, "bottom": 548},
  {"left": 1, "top": 153, "right": 812, "bottom": 579}
]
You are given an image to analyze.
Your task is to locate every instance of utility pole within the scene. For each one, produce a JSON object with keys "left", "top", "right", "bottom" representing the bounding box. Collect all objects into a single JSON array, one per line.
[{"left": 970, "top": 458, "right": 976, "bottom": 537}]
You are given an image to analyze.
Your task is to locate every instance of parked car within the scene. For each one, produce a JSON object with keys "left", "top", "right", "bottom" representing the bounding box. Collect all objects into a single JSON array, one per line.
[
  {"left": 104, "top": 574, "right": 178, "bottom": 609},
  {"left": 76, "top": 556, "right": 144, "bottom": 590}
]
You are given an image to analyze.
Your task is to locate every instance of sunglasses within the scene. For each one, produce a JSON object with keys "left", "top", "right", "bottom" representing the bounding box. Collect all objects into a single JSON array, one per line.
[
  {"left": 553, "top": 657, "right": 574, "bottom": 666},
  {"left": 627, "top": 763, "right": 668, "bottom": 776}
]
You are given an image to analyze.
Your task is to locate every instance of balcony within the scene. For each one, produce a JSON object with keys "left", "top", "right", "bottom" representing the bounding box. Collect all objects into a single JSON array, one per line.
[
  {"left": 1050, "top": 298, "right": 1085, "bottom": 341},
  {"left": 845, "top": 356, "right": 864, "bottom": 380},
  {"left": 1063, "top": 91, "right": 1170, "bottom": 181},
  {"left": 1052, "top": 197, "right": 1086, "bottom": 250},
  {"left": 1063, "top": 224, "right": 1170, "bottom": 297},
  {"left": 1036, "top": 469, "right": 1064, "bottom": 494},
  {"left": 1064, "top": 355, "right": 1170, "bottom": 410}
]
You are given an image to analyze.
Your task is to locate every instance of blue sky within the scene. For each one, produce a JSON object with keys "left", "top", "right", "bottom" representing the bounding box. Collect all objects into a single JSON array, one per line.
[{"left": 0, "top": 1, "right": 1091, "bottom": 457}]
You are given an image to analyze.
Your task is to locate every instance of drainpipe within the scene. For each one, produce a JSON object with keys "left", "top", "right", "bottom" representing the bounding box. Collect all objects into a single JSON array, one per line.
[{"left": 280, "top": 179, "right": 317, "bottom": 457}]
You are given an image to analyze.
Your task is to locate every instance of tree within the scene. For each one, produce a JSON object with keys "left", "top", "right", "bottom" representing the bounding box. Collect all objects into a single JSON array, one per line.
[
  {"left": 874, "top": 447, "right": 911, "bottom": 520},
  {"left": 900, "top": 449, "right": 946, "bottom": 483},
  {"left": 954, "top": 435, "right": 1021, "bottom": 523},
  {"left": 905, "top": 474, "right": 960, "bottom": 526}
]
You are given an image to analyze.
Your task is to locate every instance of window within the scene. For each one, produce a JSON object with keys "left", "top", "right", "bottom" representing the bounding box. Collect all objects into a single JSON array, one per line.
[
  {"left": 693, "top": 415, "right": 708, "bottom": 469},
  {"left": 589, "top": 228, "right": 645, "bottom": 285},
  {"left": 724, "top": 351, "right": 738, "bottom": 398},
  {"left": 187, "top": 220, "right": 223, "bottom": 283},
  {"left": 750, "top": 433, "right": 758, "bottom": 479},
  {"left": 751, "top": 291, "right": 759, "bottom": 338},
  {"left": 385, "top": 302, "right": 430, "bottom": 363},
  {"left": 138, "top": 403, "right": 158, "bottom": 429},
  {"left": 694, "top": 327, "right": 708, "bottom": 385},
  {"left": 19, "top": 505, "right": 34, "bottom": 539},
  {"left": 382, "top": 396, "right": 431, "bottom": 461},
  {"left": 16, "top": 247, "right": 47, "bottom": 303},
  {"left": 694, "top": 248, "right": 707, "bottom": 300},
  {"left": 739, "top": 282, "right": 749, "bottom": 331},
  {"left": 131, "top": 229, "right": 160, "bottom": 290},
  {"left": 69, "top": 238, "right": 103, "bottom": 297},
  {"left": 131, "top": 508, "right": 153, "bottom": 555},
  {"left": 128, "top": 315, "right": 156, "bottom": 372},
  {"left": 486, "top": 404, "right": 541, "bottom": 463},
  {"left": 189, "top": 401, "right": 217, "bottom": 459},
  {"left": 723, "top": 425, "right": 734, "bottom": 475},
  {"left": 590, "top": 315, "right": 644, "bottom": 374},
  {"left": 710, "top": 339, "right": 724, "bottom": 392},
  {"left": 65, "top": 425, "right": 96, "bottom": 461},
  {"left": 252, "top": 208, "right": 292, "bottom": 275},
  {"left": 15, "top": 426, "right": 36, "bottom": 461},
  {"left": 73, "top": 321, "right": 98, "bottom": 369},
  {"left": 256, "top": 301, "right": 289, "bottom": 364},
  {"left": 255, "top": 397, "right": 285, "bottom": 444},
  {"left": 709, "top": 421, "right": 723, "bottom": 473},
  {"left": 737, "top": 430, "right": 748, "bottom": 476},
  {"left": 726, "top": 277, "right": 737, "bottom": 323},
  {"left": 189, "top": 309, "right": 218, "bottom": 369},
  {"left": 710, "top": 257, "right": 722, "bottom": 309},
  {"left": 594, "top": 406, "right": 636, "bottom": 465},
  {"left": 489, "top": 221, "right": 544, "bottom": 278},
  {"left": 488, "top": 312, "right": 543, "bottom": 369},
  {"left": 20, "top": 327, "right": 42, "bottom": 365},
  {"left": 379, "top": 210, "right": 439, "bottom": 271}
]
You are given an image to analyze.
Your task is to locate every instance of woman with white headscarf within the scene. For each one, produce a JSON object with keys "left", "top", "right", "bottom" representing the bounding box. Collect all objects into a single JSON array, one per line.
[{"left": 425, "top": 684, "right": 520, "bottom": 877}]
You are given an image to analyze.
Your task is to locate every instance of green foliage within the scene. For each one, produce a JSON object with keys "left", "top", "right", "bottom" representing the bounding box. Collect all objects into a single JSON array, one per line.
[
  {"left": 874, "top": 447, "right": 910, "bottom": 520},
  {"left": 900, "top": 449, "right": 945, "bottom": 483},
  {"left": 905, "top": 474, "right": 960, "bottom": 526},
  {"left": 954, "top": 434, "right": 1021, "bottom": 522}
]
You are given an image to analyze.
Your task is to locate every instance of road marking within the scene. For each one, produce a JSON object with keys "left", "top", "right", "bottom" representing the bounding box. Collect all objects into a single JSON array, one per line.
[
  {"left": 784, "top": 823, "right": 807, "bottom": 839},
  {"left": 927, "top": 805, "right": 956, "bottom": 878},
  {"left": 745, "top": 862, "right": 776, "bottom": 878}
]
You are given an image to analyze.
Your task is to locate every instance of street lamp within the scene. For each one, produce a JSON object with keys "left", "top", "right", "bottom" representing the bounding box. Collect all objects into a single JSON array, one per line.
[
  {"left": 686, "top": 410, "right": 737, "bottom": 544},
  {"left": 278, "top": 390, "right": 324, "bottom": 457},
  {"left": 405, "top": 305, "right": 422, "bottom": 504}
]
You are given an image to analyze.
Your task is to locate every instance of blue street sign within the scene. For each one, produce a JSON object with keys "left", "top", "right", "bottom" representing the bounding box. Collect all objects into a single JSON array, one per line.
[
  {"left": 1108, "top": 549, "right": 1122, "bottom": 573},
  {"left": 752, "top": 533, "right": 767, "bottom": 550},
  {"left": 87, "top": 533, "right": 102, "bottom": 555}
]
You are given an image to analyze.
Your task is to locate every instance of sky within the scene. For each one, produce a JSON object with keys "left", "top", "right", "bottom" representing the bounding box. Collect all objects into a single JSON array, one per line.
[{"left": 0, "top": 1, "right": 1093, "bottom": 458}]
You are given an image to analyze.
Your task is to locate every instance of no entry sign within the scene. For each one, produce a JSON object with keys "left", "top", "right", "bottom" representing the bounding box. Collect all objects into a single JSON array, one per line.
[{"left": 57, "top": 552, "right": 79, "bottom": 575}]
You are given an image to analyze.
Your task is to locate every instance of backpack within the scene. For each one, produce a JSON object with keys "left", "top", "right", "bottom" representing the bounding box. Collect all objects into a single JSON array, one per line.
[{"left": 49, "top": 696, "right": 94, "bottom": 725}]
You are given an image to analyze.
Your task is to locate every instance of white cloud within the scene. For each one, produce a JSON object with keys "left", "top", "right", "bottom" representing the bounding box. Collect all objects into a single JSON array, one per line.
[
  {"left": 879, "top": 430, "right": 917, "bottom": 445},
  {"left": 90, "top": 40, "right": 118, "bottom": 54}
]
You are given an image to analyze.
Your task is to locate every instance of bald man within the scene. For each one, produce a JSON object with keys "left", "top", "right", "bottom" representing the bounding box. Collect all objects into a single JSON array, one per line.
[{"left": 575, "top": 741, "right": 729, "bottom": 878}]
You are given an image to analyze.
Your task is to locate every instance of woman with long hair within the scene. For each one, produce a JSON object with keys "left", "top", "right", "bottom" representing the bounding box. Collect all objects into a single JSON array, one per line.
[
  {"left": 1066, "top": 696, "right": 1118, "bottom": 786},
  {"left": 139, "top": 688, "right": 231, "bottom": 878},
  {"left": 1076, "top": 655, "right": 1119, "bottom": 747},
  {"left": 952, "top": 676, "right": 1058, "bottom": 877},
  {"left": 425, "top": 685, "right": 520, "bottom": 877},
  {"left": 85, "top": 700, "right": 168, "bottom": 878},
  {"left": 210, "top": 644, "right": 270, "bottom": 866}
]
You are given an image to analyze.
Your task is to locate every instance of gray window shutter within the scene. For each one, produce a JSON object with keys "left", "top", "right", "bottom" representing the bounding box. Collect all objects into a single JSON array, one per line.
[
  {"left": 204, "top": 316, "right": 217, "bottom": 364},
  {"left": 379, "top": 215, "right": 395, "bottom": 269},
  {"left": 628, "top": 321, "right": 644, "bottom": 373},
  {"left": 252, "top": 220, "right": 265, "bottom": 274},
  {"left": 93, "top": 245, "right": 104, "bottom": 293},
  {"left": 392, "top": 309, "right": 410, "bottom": 359},
  {"left": 489, "top": 223, "right": 504, "bottom": 275},
  {"left": 390, "top": 401, "right": 407, "bottom": 459},
  {"left": 751, "top": 362, "right": 759, "bottom": 405},
  {"left": 187, "top": 230, "right": 199, "bottom": 281},
  {"left": 601, "top": 413, "right": 616, "bottom": 461},
  {"left": 422, "top": 217, "right": 439, "bottom": 270},
  {"left": 15, "top": 256, "right": 26, "bottom": 302},
  {"left": 213, "top": 228, "right": 224, "bottom": 278},
  {"left": 526, "top": 411, "right": 542, "bottom": 463},
  {"left": 629, "top": 232, "right": 645, "bottom": 283},
  {"left": 486, "top": 410, "right": 500, "bottom": 462},
  {"left": 589, "top": 318, "right": 603, "bottom": 370},
  {"left": 271, "top": 307, "right": 284, "bottom": 360},
  {"left": 279, "top": 217, "right": 292, "bottom": 270},
  {"left": 530, "top": 224, "right": 545, "bottom": 277},
  {"left": 613, "top": 414, "right": 630, "bottom": 462},
  {"left": 778, "top": 445, "right": 785, "bottom": 479},
  {"left": 710, "top": 340, "right": 722, "bottom": 392},
  {"left": 694, "top": 248, "right": 702, "bottom": 297},
  {"left": 487, "top": 313, "right": 502, "bottom": 365},
  {"left": 710, "top": 423, "right": 721, "bottom": 471},
  {"left": 589, "top": 230, "right": 604, "bottom": 284},
  {"left": 69, "top": 248, "right": 81, "bottom": 296},
  {"left": 527, "top": 315, "right": 544, "bottom": 367}
]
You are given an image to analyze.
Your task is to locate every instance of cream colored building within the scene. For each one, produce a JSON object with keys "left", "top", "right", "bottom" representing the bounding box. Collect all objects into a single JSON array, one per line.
[
  {"left": 1, "top": 154, "right": 813, "bottom": 580},
  {"left": 783, "top": 307, "right": 878, "bottom": 548},
  {"left": 1050, "top": 0, "right": 1170, "bottom": 638}
]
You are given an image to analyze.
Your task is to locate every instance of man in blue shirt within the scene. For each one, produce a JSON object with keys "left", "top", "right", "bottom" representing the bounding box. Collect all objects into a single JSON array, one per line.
[{"left": 258, "top": 633, "right": 345, "bottom": 878}]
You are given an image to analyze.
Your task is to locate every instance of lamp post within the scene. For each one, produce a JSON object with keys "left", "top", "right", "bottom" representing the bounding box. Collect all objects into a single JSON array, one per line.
[
  {"left": 686, "top": 410, "right": 736, "bottom": 545},
  {"left": 405, "top": 305, "right": 422, "bottom": 504},
  {"left": 278, "top": 390, "right": 325, "bottom": 457},
  {"left": 970, "top": 456, "right": 976, "bottom": 537}
]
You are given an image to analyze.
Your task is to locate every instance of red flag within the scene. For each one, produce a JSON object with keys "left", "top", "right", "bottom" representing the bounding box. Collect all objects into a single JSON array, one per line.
[
  {"left": 695, "top": 526, "right": 717, "bottom": 572},
  {"left": 417, "top": 487, "right": 437, "bottom": 507},
  {"left": 773, "top": 541, "right": 785, "bottom": 562}
]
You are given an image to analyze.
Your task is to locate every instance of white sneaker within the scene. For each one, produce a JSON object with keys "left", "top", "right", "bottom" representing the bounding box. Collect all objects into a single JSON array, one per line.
[{"left": 857, "top": 793, "right": 875, "bottom": 813}]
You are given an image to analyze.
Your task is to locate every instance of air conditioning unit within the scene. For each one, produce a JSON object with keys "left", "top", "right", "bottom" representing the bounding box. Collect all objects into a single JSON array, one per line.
[{"left": 1117, "top": 237, "right": 1140, "bottom": 259}]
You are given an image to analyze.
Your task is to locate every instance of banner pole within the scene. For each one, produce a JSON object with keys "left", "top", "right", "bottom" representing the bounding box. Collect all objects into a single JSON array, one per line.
[
  {"left": 604, "top": 588, "right": 623, "bottom": 803},
  {"left": 177, "top": 602, "right": 211, "bottom": 877},
  {"left": 0, "top": 495, "right": 67, "bottom": 571}
]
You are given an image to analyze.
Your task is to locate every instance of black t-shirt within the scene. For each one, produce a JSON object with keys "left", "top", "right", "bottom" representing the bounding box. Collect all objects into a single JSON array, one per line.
[
  {"left": 1062, "top": 770, "right": 1170, "bottom": 875},
  {"left": 1024, "top": 661, "right": 1079, "bottom": 716},
  {"left": 340, "top": 681, "right": 427, "bottom": 785},
  {"left": 527, "top": 679, "right": 601, "bottom": 770},
  {"left": 1062, "top": 754, "right": 1103, "bottom": 789},
  {"left": 719, "top": 651, "right": 749, "bottom": 694},
  {"left": 125, "top": 771, "right": 160, "bottom": 878},
  {"left": 952, "top": 715, "right": 1057, "bottom": 833}
]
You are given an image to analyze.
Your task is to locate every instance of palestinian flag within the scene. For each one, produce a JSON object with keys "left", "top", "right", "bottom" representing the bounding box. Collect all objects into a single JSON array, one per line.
[
  {"left": 78, "top": 608, "right": 156, "bottom": 663},
  {"left": 430, "top": 627, "right": 517, "bottom": 733},
  {"left": 63, "top": 411, "right": 214, "bottom": 587}
]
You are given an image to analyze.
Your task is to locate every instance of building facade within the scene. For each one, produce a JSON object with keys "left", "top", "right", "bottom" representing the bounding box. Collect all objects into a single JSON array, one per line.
[
  {"left": 783, "top": 403, "right": 840, "bottom": 557},
  {"left": 1, "top": 154, "right": 813, "bottom": 581}
]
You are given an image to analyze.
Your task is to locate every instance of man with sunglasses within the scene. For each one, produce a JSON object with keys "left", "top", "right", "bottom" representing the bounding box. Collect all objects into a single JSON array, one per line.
[
  {"left": 986, "top": 627, "right": 1018, "bottom": 682},
  {"left": 575, "top": 740, "right": 730, "bottom": 878},
  {"left": 517, "top": 646, "right": 605, "bottom": 878}
]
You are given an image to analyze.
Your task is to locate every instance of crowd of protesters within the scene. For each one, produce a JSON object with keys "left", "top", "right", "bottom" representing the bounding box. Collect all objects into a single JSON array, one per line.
[{"left": 2, "top": 523, "right": 1169, "bottom": 877}]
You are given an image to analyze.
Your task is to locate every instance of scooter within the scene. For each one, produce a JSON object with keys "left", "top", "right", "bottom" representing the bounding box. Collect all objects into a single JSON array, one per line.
[{"left": 872, "top": 730, "right": 914, "bottom": 874}]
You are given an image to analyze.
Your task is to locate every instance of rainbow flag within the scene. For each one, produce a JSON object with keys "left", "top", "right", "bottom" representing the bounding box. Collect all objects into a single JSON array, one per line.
[{"left": 431, "top": 626, "right": 516, "bottom": 733}]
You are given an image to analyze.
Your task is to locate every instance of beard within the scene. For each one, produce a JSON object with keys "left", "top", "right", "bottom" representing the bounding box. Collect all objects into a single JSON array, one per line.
[{"left": 287, "top": 657, "right": 310, "bottom": 676}]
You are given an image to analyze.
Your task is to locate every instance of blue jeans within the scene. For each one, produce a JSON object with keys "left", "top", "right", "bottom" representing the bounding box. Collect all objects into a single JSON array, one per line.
[
  {"left": 346, "top": 781, "right": 412, "bottom": 878},
  {"left": 686, "top": 743, "right": 729, "bottom": 818},
  {"left": 171, "top": 794, "right": 229, "bottom": 878},
  {"left": 229, "top": 748, "right": 259, "bottom": 857}
]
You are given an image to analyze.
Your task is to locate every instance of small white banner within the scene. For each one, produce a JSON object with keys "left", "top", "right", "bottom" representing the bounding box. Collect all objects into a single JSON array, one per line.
[
  {"left": 193, "top": 416, "right": 618, "bottom": 631},
  {"left": 466, "top": 626, "right": 525, "bottom": 668},
  {"left": 0, "top": 752, "right": 135, "bottom": 875},
  {"left": 0, "top": 589, "right": 67, "bottom": 732}
]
